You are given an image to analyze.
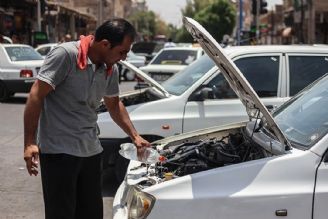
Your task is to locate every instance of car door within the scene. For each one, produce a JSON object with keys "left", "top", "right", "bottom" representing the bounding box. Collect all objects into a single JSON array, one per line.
[
  {"left": 183, "top": 54, "right": 289, "bottom": 132},
  {"left": 313, "top": 150, "right": 328, "bottom": 219},
  {"left": 286, "top": 53, "right": 328, "bottom": 96}
]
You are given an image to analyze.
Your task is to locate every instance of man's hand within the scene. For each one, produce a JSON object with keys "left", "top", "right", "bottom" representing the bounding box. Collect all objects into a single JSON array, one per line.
[
  {"left": 24, "top": 145, "right": 39, "bottom": 176},
  {"left": 132, "top": 135, "right": 151, "bottom": 160},
  {"left": 134, "top": 136, "right": 151, "bottom": 160},
  {"left": 132, "top": 135, "right": 151, "bottom": 148}
]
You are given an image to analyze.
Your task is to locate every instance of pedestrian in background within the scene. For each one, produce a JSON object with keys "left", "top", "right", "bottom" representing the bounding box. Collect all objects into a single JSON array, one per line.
[
  {"left": 164, "top": 37, "right": 176, "bottom": 48},
  {"left": 23, "top": 18, "right": 150, "bottom": 219},
  {"left": 59, "top": 33, "right": 72, "bottom": 43}
]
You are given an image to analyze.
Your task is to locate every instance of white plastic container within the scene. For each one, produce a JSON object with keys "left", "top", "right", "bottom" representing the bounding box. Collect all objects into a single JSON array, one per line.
[{"left": 119, "top": 143, "right": 164, "bottom": 164}]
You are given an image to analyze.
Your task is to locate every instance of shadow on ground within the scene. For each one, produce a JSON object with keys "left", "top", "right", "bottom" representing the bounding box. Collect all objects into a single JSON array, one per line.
[
  {"left": 102, "top": 168, "right": 121, "bottom": 197},
  {"left": 1, "top": 96, "right": 27, "bottom": 105}
]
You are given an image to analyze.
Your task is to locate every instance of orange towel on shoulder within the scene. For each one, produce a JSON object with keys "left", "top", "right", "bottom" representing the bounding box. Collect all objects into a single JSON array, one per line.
[{"left": 77, "top": 35, "right": 113, "bottom": 76}]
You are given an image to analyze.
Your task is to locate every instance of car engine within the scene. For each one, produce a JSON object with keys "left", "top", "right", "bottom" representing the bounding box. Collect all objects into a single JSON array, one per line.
[{"left": 148, "top": 131, "right": 271, "bottom": 180}]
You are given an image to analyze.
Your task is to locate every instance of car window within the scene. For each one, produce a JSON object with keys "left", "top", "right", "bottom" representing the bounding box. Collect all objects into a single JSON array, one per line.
[
  {"left": 204, "top": 74, "right": 237, "bottom": 99},
  {"left": 151, "top": 50, "right": 198, "bottom": 65},
  {"left": 162, "top": 55, "right": 215, "bottom": 95},
  {"left": 234, "top": 56, "right": 280, "bottom": 97},
  {"left": 289, "top": 55, "right": 328, "bottom": 96},
  {"left": 5, "top": 46, "right": 43, "bottom": 61},
  {"left": 36, "top": 46, "right": 51, "bottom": 56},
  {"left": 202, "top": 56, "right": 280, "bottom": 99},
  {"left": 274, "top": 75, "right": 328, "bottom": 148}
]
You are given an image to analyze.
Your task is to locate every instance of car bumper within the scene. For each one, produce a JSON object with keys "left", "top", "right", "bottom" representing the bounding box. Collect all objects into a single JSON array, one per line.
[
  {"left": 112, "top": 180, "right": 129, "bottom": 219},
  {"left": 4, "top": 78, "right": 35, "bottom": 93}
]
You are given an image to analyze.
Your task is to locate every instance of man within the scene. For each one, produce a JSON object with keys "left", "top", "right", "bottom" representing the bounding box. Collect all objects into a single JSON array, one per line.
[
  {"left": 23, "top": 18, "right": 150, "bottom": 219},
  {"left": 164, "top": 38, "right": 176, "bottom": 48}
]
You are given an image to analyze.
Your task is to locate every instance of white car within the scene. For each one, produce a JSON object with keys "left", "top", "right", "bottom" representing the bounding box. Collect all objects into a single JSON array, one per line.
[
  {"left": 35, "top": 43, "right": 58, "bottom": 58},
  {"left": 112, "top": 17, "right": 328, "bottom": 219},
  {"left": 2, "top": 36, "right": 13, "bottom": 44},
  {"left": 98, "top": 43, "right": 328, "bottom": 180},
  {"left": 139, "top": 47, "right": 204, "bottom": 82},
  {"left": 0, "top": 44, "right": 44, "bottom": 101},
  {"left": 118, "top": 51, "right": 146, "bottom": 81}
]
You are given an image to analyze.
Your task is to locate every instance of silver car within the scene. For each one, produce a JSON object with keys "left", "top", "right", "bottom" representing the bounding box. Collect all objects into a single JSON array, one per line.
[{"left": 0, "top": 44, "right": 44, "bottom": 101}]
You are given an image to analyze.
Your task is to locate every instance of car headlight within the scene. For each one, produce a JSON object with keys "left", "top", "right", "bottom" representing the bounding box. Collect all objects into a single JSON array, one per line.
[{"left": 127, "top": 186, "right": 156, "bottom": 219}]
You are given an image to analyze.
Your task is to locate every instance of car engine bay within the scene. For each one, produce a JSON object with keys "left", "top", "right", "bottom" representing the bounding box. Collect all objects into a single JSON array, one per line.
[{"left": 128, "top": 127, "right": 273, "bottom": 187}]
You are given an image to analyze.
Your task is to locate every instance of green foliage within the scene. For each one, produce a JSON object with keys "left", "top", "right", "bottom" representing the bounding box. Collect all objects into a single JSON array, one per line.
[
  {"left": 177, "top": 0, "right": 236, "bottom": 43},
  {"left": 127, "top": 11, "right": 157, "bottom": 36},
  {"left": 128, "top": 11, "right": 179, "bottom": 41}
]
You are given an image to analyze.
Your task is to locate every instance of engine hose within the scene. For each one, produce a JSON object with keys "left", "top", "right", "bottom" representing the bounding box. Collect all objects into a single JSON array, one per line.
[
  {"left": 217, "top": 148, "right": 240, "bottom": 160},
  {"left": 166, "top": 148, "right": 197, "bottom": 163},
  {"left": 198, "top": 151, "right": 225, "bottom": 166}
]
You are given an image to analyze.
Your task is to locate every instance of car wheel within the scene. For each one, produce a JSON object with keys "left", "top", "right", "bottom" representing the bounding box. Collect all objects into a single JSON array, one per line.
[
  {"left": 123, "top": 69, "right": 135, "bottom": 81},
  {"left": 0, "top": 81, "right": 9, "bottom": 102}
]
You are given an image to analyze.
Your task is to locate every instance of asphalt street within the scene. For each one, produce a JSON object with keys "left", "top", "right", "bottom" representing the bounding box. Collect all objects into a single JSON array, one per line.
[{"left": 0, "top": 81, "right": 137, "bottom": 219}]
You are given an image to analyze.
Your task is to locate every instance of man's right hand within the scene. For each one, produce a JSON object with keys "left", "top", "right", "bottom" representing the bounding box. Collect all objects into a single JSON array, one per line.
[{"left": 24, "top": 145, "right": 39, "bottom": 176}]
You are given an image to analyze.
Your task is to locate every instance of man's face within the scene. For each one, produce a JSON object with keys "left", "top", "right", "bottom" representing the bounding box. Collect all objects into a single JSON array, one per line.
[{"left": 102, "top": 35, "right": 133, "bottom": 67}]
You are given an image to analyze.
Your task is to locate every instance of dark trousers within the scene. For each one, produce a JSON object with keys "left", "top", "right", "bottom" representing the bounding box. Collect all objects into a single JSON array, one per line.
[{"left": 40, "top": 153, "right": 103, "bottom": 219}]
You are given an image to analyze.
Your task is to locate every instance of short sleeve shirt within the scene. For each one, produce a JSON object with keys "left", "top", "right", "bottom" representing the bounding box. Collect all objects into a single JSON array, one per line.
[{"left": 36, "top": 41, "right": 119, "bottom": 157}]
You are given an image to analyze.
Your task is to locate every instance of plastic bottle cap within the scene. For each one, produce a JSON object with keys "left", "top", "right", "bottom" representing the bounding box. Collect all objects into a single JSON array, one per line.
[
  {"left": 158, "top": 155, "right": 166, "bottom": 162},
  {"left": 164, "top": 172, "right": 173, "bottom": 181}
]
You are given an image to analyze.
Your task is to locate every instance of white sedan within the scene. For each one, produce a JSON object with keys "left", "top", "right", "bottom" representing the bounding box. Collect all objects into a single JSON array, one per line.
[
  {"left": 35, "top": 43, "right": 58, "bottom": 58},
  {"left": 112, "top": 17, "right": 328, "bottom": 219},
  {"left": 0, "top": 44, "right": 44, "bottom": 101},
  {"left": 139, "top": 47, "right": 204, "bottom": 82}
]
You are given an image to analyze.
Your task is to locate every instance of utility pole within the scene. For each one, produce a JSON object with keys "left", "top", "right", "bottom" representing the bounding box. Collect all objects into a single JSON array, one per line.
[
  {"left": 98, "top": 0, "right": 103, "bottom": 26},
  {"left": 308, "top": 0, "right": 315, "bottom": 44},
  {"left": 256, "top": 0, "right": 260, "bottom": 42},
  {"left": 237, "top": 0, "right": 243, "bottom": 45},
  {"left": 37, "top": 0, "right": 42, "bottom": 31}
]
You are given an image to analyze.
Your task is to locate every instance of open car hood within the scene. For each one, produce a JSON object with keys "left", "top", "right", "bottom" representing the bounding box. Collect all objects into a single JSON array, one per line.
[
  {"left": 119, "top": 60, "right": 170, "bottom": 97},
  {"left": 183, "top": 17, "right": 291, "bottom": 151}
]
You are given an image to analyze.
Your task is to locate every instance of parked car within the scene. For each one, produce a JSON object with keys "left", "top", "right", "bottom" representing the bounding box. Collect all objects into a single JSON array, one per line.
[
  {"left": 0, "top": 44, "right": 44, "bottom": 101},
  {"left": 2, "top": 36, "right": 13, "bottom": 44},
  {"left": 112, "top": 17, "right": 328, "bottom": 219},
  {"left": 131, "top": 41, "right": 164, "bottom": 63},
  {"left": 35, "top": 43, "right": 58, "bottom": 58},
  {"left": 98, "top": 43, "right": 328, "bottom": 180},
  {"left": 118, "top": 51, "right": 146, "bottom": 81},
  {"left": 139, "top": 47, "right": 204, "bottom": 82}
]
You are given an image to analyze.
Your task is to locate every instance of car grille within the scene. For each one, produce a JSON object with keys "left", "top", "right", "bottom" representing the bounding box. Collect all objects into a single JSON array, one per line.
[{"left": 149, "top": 72, "right": 173, "bottom": 82}]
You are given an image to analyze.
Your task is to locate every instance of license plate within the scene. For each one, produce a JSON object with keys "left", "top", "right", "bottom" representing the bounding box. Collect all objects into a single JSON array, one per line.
[{"left": 151, "top": 73, "right": 171, "bottom": 82}]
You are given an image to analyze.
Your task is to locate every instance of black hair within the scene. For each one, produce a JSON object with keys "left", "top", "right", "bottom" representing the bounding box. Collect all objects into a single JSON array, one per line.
[{"left": 95, "top": 18, "right": 136, "bottom": 48}]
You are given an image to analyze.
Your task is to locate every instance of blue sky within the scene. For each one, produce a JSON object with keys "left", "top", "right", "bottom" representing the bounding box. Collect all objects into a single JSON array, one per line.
[{"left": 146, "top": 0, "right": 283, "bottom": 27}]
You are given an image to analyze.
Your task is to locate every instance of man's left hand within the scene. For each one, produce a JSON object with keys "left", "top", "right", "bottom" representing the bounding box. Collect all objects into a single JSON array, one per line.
[{"left": 132, "top": 135, "right": 151, "bottom": 148}]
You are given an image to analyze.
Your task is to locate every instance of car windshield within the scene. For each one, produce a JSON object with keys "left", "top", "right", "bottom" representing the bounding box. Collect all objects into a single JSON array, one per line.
[
  {"left": 273, "top": 75, "right": 328, "bottom": 148},
  {"left": 131, "top": 42, "right": 163, "bottom": 54},
  {"left": 5, "top": 46, "right": 43, "bottom": 61},
  {"left": 151, "top": 50, "right": 199, "bottom": 65},
  {"left": 161, "top": 55, "right": 215, "bottom": 95}
]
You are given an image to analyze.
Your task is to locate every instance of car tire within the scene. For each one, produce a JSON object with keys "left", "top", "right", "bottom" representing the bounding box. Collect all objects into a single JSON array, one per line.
[
  {"left": 0, "top": 81, "right": 9, "bottom": 102},
  {"left": 123, "top": 69, "right": 135, "bottom": 81}
]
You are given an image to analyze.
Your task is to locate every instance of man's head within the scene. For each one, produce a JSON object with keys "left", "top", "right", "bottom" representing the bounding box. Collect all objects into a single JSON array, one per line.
[
  {"left": 92, "top": 18, "right": 136, "bottom": 66},
  {"left": 64, "top": 34, "right": 72, "bottom": 42}
]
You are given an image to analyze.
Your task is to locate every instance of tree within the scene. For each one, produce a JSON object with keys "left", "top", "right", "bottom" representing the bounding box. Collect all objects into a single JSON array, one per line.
[
  {"left": 127, "top": 11, "right": 157, "bottom": 38},
  {"left": 176, "top": 0, "right": 235, "bottom": 43},
  {"left": 128, "top": 11, "right": 178, "bottom": 41},
  {"left": 194, "top": 0, "right": 236, "bottom": 42}
]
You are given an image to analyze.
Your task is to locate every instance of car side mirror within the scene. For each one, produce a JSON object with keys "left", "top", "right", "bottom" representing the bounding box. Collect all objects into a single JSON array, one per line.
[
  {"left": 265, "top": 105, "right": 278, "bottom": 113},
  {"left": 189, "top": 87, "right": 213, "bottom": 101}
]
